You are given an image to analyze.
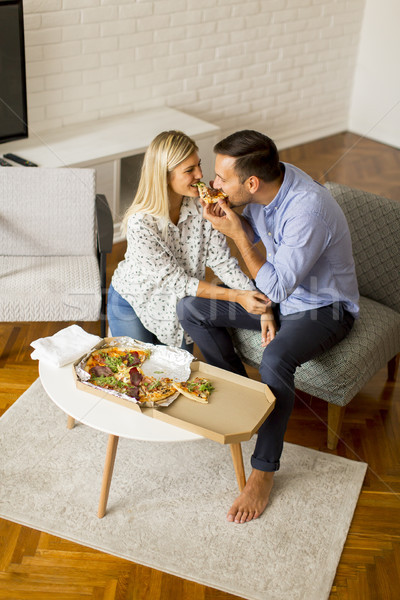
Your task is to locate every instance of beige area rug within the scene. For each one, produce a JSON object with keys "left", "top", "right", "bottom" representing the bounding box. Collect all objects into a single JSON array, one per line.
[{"left": 0, "top": 379, "right": 367, "bottom": 600}]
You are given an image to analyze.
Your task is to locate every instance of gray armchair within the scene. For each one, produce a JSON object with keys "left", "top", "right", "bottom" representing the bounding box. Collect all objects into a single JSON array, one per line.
[
  {"left": 230, "top": 182, "right": 400, "bottom": 449},
  {"left": 0, "top": 167, "right": 113, "bottom": 336}
]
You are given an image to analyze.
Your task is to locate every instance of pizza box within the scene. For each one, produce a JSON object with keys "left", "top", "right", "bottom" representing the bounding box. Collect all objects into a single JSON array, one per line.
[
  {"left": 73, "top": 343, "right": 275, "bottom": 444},
  {"left": 151, "top": 361, "right": 275, "bottom": 444}
]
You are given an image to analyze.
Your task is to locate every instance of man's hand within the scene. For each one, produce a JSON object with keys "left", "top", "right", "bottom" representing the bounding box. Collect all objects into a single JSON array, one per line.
[
  {"left": 261, "top": 310, "right": 276, "bottom": 347},
  {"left": 199, "top": 197, "right": 226, "bottom": 218},
  {"left": 202, "top": 198, "right": 245, "bottom": 242},
  {"left": 235, "top": 290, "right": 271, "bottom": 314}
]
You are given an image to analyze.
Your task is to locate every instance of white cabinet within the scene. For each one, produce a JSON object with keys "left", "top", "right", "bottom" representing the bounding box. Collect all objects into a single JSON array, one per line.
[{"left": 0, "top": 108, "right": 220, "bottom": 241}]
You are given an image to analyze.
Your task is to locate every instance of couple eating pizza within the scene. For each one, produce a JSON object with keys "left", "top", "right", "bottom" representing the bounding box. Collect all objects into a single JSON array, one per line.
[{"left": 107, "top": 129, "right": 359, "bottom": 524}]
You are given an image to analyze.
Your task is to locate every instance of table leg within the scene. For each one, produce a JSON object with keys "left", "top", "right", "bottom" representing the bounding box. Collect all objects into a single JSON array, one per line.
[
  {"left": 67, "top": 415, "right": 75, "bottom": 429},
  {"left": 98, "top": 434, "right": 119, "bottom": 518},
  {"left": 229, "top": 443, "right": 246, "bottom": 492}
]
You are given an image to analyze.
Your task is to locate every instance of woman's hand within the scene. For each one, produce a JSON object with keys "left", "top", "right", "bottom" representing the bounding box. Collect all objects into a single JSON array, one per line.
[
  {"left": 261, "top": 309, "right": 277, "bottom": 347},
  {"left": 235, "top": 290, "right": 270, "bottom": 314}
]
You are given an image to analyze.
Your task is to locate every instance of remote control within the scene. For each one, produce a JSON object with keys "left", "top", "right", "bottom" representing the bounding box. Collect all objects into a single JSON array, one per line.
[
  {"left": 0, "top": 157, "right": 12, "bottom": 166},
  {"left": 3, "top": 153, "right": 38, "bottom": 167}
]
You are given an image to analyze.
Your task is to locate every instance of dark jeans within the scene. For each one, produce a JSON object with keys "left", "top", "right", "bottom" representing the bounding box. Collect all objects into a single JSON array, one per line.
[{"left": 177, "top": 297, "right": 354, "bottom": 472}]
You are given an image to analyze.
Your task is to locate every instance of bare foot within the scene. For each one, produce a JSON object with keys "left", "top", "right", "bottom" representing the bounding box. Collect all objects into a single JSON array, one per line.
[{"left": 227, "top": 469, "right": 274, "bottom": 524}]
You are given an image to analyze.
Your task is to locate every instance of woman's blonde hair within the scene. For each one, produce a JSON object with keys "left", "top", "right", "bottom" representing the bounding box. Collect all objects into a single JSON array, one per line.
[{"left": 123, "top": 130, "right": 198, "bottom": 232}]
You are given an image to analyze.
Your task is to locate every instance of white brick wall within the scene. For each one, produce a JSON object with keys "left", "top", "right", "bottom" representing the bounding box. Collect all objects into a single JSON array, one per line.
[{"left": 23, "top": 0, "right": 365, "bottom": 148}]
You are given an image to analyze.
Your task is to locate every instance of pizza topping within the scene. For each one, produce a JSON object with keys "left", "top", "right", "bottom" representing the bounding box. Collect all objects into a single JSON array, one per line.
[
  {"left": 172, "top": 377, "right": 214, "bottom": 403},
  {"left": 186, "top": 379, "right": 214, "bottom": 394},
  {"left": 126, "top": 386, "right": 140, "bottom": 399},
  {"left": 121, "top": 351, "right": 142, "bottom": 366},
  {"left": 90, "top": 375, "right": 126, "bottom": 390},
  {"left": 129, "top": 367, "right": 143, "bottom": 386},
  {"left": 98, "top": 351, "right": 122, "bottom": 373},
  {"left": 147, "top": 379, "right": 161, "bottom": 391},
  {"left": 89, "top": 365, "right": 113, "bottom": 378}
]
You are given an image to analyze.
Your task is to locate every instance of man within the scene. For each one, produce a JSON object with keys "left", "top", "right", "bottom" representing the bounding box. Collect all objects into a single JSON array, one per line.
[{"left": 177, "top": 130, "right": 359, "bottom": 524}]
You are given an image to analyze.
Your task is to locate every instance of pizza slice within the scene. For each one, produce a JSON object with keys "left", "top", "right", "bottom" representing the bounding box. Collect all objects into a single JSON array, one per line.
[
  {"left": 172, "top": 377, "right": 214, "bottom": 404},
  {"left": 140, "top": 374, "right": 177, "bottom": 404},
  {"left": 193, "top": 182, "right": 228, "bottom": 204}
]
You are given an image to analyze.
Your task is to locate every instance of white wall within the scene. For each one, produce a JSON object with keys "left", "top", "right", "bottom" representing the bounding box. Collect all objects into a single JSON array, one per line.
[
  {"left": 349, "top": 0, "right": 400, "bottom": 149},
  {"left": 22, "top": 0, "right": 366, "bottom": 149}
]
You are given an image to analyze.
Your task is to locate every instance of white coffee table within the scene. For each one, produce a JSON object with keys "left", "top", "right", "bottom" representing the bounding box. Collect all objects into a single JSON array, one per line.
[{"left": 39, "top": 360, "right": 248, "bottom": 518}]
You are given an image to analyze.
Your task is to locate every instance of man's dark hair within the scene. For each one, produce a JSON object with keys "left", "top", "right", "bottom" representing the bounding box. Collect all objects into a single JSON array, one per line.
[{"left": 214, "top": 130, "right": 281, "bottom": 183}]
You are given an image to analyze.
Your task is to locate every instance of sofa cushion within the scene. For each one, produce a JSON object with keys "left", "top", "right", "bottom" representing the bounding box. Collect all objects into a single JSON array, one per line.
[{"left": 0, "top": 255, "right": 101, "bottom": 322}]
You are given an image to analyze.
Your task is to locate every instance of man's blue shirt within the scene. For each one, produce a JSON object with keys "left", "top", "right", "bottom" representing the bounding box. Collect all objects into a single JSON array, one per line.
[{"left": 242, "top": 163, "right": 360, "bottom": 317}]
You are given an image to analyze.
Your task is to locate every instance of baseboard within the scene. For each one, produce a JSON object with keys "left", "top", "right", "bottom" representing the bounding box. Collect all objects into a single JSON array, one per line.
[{"left": 276, "top": 122, "right": 348, "bottom": 150}]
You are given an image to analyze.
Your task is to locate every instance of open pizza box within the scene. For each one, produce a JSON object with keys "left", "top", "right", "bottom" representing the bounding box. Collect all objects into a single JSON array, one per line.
[
  {"left": 151, "top": 361, "right": 275, "bottom": 444},
  {"left": 73, "top": 338, "right": 275, "bottom": 445}
]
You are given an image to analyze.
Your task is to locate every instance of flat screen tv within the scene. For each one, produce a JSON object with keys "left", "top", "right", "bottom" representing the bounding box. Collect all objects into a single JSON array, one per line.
[{"left": 0, "top": 0, "right": 28, "bottom": 144}]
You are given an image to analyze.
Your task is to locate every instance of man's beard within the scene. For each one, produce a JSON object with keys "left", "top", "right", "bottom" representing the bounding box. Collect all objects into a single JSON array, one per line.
[{"left": 229, "top": 188, "right": 252, "bottom": 208}]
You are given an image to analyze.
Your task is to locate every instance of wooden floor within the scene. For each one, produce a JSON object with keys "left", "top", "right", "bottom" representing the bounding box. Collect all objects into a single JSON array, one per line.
[{"left": 0, "top": 132, "right": 399, "bottom": 599}]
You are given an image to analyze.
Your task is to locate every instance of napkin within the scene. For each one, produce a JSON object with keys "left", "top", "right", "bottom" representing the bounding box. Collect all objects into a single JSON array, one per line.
[{"left": 31, "top": 325, "right": 102, "bottom": 367}]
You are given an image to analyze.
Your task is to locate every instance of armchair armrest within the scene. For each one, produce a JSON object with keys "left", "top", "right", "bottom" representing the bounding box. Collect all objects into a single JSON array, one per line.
[
  {"left": 95, "top": 193, "right": 114, "bottom": 254},
  {"left": 95, "top": 194, "right": 113, "bottom": 337}
]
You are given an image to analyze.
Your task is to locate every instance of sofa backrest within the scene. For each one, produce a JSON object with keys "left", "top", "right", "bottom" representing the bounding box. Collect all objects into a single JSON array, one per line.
[
  {"left": 325, "top": 181, "right": 400, "bottom": 314},
  {"left": 0, "top": 168, "right": 97, "bottom": 256}
]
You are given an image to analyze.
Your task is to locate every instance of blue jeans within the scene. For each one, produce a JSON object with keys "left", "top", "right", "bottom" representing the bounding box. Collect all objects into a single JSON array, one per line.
[
  {"left": 107, "top": 284, "right": 194, "bottom": 352},
  {"left": 177, "top": 297, "right": 354, "bottom": 472}
]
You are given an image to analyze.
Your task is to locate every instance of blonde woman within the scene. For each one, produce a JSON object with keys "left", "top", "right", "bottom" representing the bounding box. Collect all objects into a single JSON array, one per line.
[{"left": 108, "top": 130, "right": 274, "bottom": 355}]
